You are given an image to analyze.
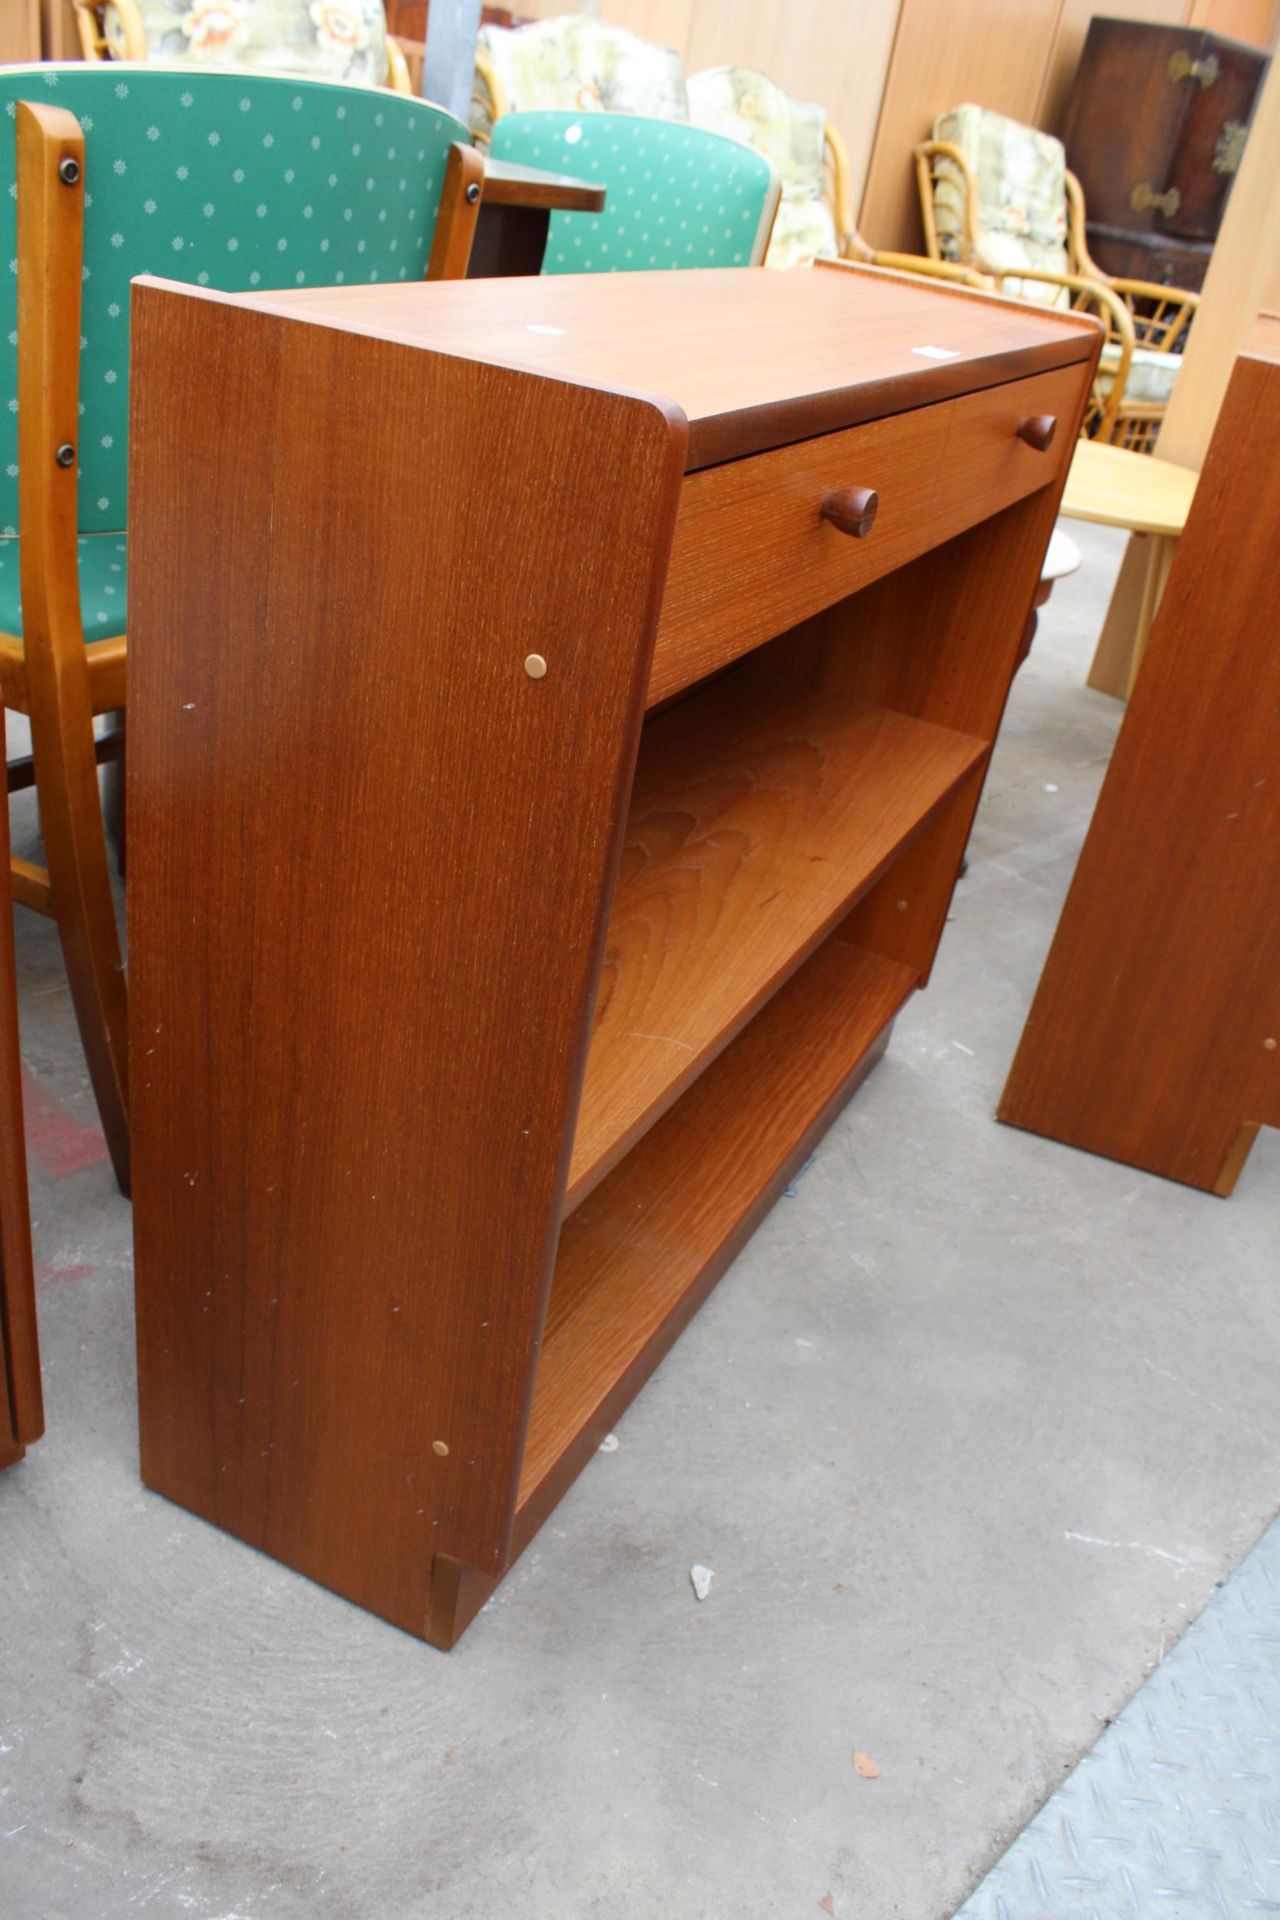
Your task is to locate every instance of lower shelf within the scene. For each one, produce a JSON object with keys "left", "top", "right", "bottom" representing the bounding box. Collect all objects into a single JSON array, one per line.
[
  {"left": 429, "top": 935, "right": 913, "bottom": 1643},
  {"left": 522, "top": 935, "right": 914, "bottom": 1525}
]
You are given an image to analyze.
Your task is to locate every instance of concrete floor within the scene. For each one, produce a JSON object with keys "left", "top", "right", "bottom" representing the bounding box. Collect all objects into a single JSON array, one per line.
[{"left": 2, "top": 520, "right": 1278, "bottom": 1920}]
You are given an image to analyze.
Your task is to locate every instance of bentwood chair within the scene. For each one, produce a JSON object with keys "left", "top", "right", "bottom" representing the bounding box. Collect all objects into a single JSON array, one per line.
[
  {"left": 488, "top": 110, "right": 780, "bottom": 271},
  {"left": 1, "top": 65, "right": 480, "bottom": 1193},
  {"left": 915, "top": 105, "right": 1199, "bottom": 451},
  {"left": 70, "top": 0, "right": 415, "bottom": 95}
]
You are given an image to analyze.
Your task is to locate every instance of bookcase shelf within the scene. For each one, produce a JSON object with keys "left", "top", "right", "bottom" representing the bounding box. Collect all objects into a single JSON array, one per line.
[
  {"left": 522, "top": 937, "right": 915, "bottom": 1523},
  {"left": 566, "top": 671, "right": 988, "bottom": 1210}
]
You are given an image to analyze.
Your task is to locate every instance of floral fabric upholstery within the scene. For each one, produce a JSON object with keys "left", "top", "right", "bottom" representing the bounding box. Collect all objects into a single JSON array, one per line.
[
  {"left": 472, "top": 15, "right": 687, "bottom": 142},
  {"left": 489, "top": 111, "right": 776, "bottom": 272},
  {"left": 686, "top": 66, "right": 834, "bottom": 271},
  {"left": 0, "top": 65, "right": 467, "bottom": 556},
  {"left": 931, "top": 103, "right": 1069, "bottom": 304},
  {"left": 113, "top": 0, "right": 394, "bottom": 89},
  {"left": 0, "top": 535, "right": 128, "bottom": 641}
]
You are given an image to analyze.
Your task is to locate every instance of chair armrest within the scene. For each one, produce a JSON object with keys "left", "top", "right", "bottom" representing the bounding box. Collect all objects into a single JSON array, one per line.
[
  {"left": 386, "top": 35, "right": 414, "bottom": 96},
  {"left": 864, "top": 247, "right": 989, "bottom": 288}
]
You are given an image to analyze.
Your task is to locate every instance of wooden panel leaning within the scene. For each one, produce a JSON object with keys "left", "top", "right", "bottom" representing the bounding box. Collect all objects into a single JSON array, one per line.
[
  {"left": 0, "top": 705, "right": 41, "bottom": 1472},
  {"left": 128, "top": 263, "right": 1098, "bottom": 1647},
  {"left": 1000, "top": 314, "right": 1280, "bottom": 1197}
]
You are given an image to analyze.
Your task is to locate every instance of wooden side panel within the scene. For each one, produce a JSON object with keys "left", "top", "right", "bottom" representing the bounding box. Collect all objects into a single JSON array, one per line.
[
  {"left": 999, "top": 329, "right": 1280, "bottom": 1193},
  {"left": 128, "top": 287, "right": 686, "bottom": 1636},
  {"left": 0, "top": 705, "right": 41, "bottom": 1458},
  {"left": 858, "top": 0, "right": 1064, "bottom": 253}
]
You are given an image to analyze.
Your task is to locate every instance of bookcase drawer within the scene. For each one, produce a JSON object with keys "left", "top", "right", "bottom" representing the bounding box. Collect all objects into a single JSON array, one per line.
[{"left": 650, "top": 361, "right": 1080, "bottom": 707}]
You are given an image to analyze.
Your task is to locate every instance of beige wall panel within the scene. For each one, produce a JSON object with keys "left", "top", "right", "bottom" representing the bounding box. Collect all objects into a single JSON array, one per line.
[
  {"left": 681, "top": 0, "right": 902, "bottom": 219},
  {"left": 857, "top": 0, "right": 1063, "bottom": 253},
  {"left": 1188, "top": 0, "right": 1280, "bottom": 46},
  {"left": 2, "top": 0, "right": 44, "bottom": 63},
  {"left": 40, "top": 0, "right": 81, "bottom": 59},
  {"left": 517, "top": 0, "right": 695, "bottom": 50},
  {"left": 1036, "top": 0, "right": 1191, "bottom": 134}
]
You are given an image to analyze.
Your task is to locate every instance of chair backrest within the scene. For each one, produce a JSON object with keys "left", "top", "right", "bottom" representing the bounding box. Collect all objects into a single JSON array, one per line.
[
  {"left": 686, "top": 65, "right": 835, "bottom": 271},
  {"left": 489, "top": 109, "right": 777, "bottom": 274},
  {"left": 931, "top": 104, "right": 1069, "bottom": 283},
  {"left": 473, "top": 14, "right": 688, "bottom": 142},
  {"left": 102, "top": 0, "right": 396, "bottom": 89},
  {"left": 0, "top": 64, "right": 468, "bottom": 538}
]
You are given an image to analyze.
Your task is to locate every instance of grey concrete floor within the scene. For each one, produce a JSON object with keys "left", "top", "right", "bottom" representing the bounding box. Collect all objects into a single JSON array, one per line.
[{"left": 2, "top": 520, "right": 1279, "bottom": 1920}]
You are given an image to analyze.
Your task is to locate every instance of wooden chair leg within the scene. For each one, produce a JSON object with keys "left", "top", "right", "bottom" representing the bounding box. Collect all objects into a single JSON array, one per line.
[{"left": 29, "top": 700, "right": 130, "bottom": 1194}]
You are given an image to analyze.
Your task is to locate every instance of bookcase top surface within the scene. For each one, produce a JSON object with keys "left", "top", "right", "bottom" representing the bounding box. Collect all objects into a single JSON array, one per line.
[{"left": 202, "top": 263, "right": 1098, "bottom": 469}]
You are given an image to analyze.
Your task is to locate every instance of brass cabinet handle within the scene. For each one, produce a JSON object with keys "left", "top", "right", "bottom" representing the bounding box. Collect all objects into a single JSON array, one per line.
[
  {"left": 1131, "top": 180, "right": 1183, "bottom": 218},
  {"left": 1017, "top": 415, "right": 1057, "bottom": 452},
  {"left": 820, "top": 486, "right": 879, "bottom": 538},
  {"left": 1168, "top": 48, "right": 1219, "bottom": 88}
]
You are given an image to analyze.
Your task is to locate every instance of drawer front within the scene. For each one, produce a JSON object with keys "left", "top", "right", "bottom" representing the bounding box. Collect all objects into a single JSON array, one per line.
[
  {"left": 650, "top": 360, "right": 1085, "bottom": 707},
  {"left": 928, "top": 363, "right": 1090, "bottom": 548}
]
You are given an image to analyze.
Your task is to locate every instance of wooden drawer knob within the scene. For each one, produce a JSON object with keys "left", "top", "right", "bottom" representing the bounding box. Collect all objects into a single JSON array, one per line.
[
  {"left": 1017, "top": 414, "right": 1057, "bottom": 452},
  {"left": 820, "top": 486, "right": 879, "bottom": 538}
]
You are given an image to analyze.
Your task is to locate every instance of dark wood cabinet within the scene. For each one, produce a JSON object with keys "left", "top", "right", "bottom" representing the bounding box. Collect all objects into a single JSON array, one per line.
[{"left": 1062, "top": 16, "right": 1269, "bottom": 290}]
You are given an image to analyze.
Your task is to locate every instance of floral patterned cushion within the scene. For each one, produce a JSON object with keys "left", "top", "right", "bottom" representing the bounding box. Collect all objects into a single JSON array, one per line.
[
  {"left": 472, "top": 15, "right": 688, "bottom": 142},
  {"left": 686, "top": 65, "right": 835, "bottom": 271},
  {"left": 0, "top": 66, "right": 466, "bottom": 539},
  {"left": 489, "top": 111, "right": 776, "bottom": 273},
  {"left": 931, "top": 103, "right": 1069, "bottom": 300},
  {"left": 120, "top": 0, "right": 393, "bottom": 88}
]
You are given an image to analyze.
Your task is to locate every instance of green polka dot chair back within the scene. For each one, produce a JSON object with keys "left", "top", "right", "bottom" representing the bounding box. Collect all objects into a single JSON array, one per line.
[
  {"left": 488, "top": 110, "right": 778, "bottom": 274},
  {"left": 0, "top": 64, "right": 469, "bottom": 541}
]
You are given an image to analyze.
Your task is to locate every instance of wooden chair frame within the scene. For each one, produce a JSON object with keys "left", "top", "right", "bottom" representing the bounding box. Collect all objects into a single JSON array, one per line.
[
  {"left": 914, "top": 135, "right": 1199, "bottom": 450},
  {"left": 70, "top": 0, "right": 416, "bottom": 94},
  {"left": 2, "top": 96, "right": 480, "bottom": 1194}
]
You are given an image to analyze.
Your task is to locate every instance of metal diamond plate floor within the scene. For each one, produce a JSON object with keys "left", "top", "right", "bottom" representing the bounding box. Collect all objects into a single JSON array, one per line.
[{"left": 955, "top": 1512, "right": 1280, "bottom": 1919}]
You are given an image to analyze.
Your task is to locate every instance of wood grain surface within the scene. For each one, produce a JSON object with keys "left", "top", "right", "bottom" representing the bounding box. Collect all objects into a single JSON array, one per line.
[
  {"left": 128, "top": 282, "right": 686, "bottom": 1633},
  {"left": 0, "top": 714, "right": 41, "bottom": 1460},
  {"left": 127, "top": 265, "right": 1095, "bottom": 1648},
  {"left": 999, "top": 317, "right": 1280, "bottom": 1194},
  {"left": 567, "top": 667, "right": 986, "bottom": 1209},
  {"left": 479, "top": 157, "right": 608, "bottom": 211},
  {"left": 227, "top": 264, "right": 1099, "bottom": 469},
  {"left": 647, "top": 358, "right": 1085, "bottom": 703}
]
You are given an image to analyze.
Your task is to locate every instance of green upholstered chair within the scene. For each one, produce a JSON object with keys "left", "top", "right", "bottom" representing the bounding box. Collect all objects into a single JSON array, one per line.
[
  {"left": 488, "top": 110, "right": 778, "bottom": 273},
  {"left": 0, "top": 64, "right": 478, "bottom": 1191}
]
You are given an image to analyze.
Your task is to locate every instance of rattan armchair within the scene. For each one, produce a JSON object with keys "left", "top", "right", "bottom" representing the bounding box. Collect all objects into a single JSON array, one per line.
[
  {"left": 915, "top": 108, "right": 1199, "bottom": 451},
  {"left": 70, "top": 0, "right": 414, "bottom": 93}
]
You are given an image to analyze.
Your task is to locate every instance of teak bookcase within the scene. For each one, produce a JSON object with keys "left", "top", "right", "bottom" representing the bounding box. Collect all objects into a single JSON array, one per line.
[{"left": 128, "top": 263, "right": 1098, "bottom": 1647}]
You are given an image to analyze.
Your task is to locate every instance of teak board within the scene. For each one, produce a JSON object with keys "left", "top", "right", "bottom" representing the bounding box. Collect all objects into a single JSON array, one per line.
[
  {"left": 128, "top": 266, "right": 1095, "bottom": 1646},
  {"left": 228, "top": 264, "right": 1100, "bottom": 468},
  {"left": 999, "top": 317, "right": 1280, "bottom": 1194}
]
